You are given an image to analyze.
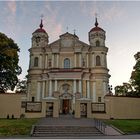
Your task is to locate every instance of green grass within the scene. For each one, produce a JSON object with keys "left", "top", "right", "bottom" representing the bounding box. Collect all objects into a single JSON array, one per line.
[
  {"left": 104, "top": 120, "right": 140, "bottom": 134},
  {"left": 0, "top": 118, "right": 39, "bottom": 136}
]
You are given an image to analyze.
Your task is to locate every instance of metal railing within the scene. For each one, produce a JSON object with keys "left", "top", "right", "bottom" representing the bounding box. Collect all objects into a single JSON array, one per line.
[{"left": 94, "top": 118, "right": 106, "bottom": 135}]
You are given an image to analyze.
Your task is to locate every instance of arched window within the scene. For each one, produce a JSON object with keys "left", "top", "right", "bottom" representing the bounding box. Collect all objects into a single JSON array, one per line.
[
  {"left": 96, "top": 40, "right": 100, "bottom": 47},
  {"left": 64, "top": 58, "right": 70, "bottom": 68},
  {"left": 34, "top": 57, "right": 38, "bottom": 67},
  {"left": 96, "top": 55, "right": 101, "bottom": 66}
]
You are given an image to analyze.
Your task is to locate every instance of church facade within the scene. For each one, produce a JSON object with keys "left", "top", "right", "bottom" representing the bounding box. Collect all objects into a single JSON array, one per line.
[{"left": 26, "top": 18, "right": 110, "bottom": 117}]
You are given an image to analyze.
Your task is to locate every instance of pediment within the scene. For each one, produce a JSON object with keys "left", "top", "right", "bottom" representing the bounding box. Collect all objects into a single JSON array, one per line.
[
  {"left": 49, "top": 32, "right": 89, "bottom": 49},
  {"left": 59, "top": 92, "right": 73, "bottom": 99}
]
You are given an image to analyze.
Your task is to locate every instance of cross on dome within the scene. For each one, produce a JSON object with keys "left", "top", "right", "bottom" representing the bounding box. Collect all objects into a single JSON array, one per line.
[
  {"left": 95, "top": 13, "right": 99, "bottom": 27},
  {"left": 40, "top": 14, "right": 44, "bottom": 29}
]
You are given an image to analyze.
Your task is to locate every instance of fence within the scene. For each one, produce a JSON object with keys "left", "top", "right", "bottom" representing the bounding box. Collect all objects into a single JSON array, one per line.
[{"left": 94, "top": 118, "right": 106, "bottom": 135}]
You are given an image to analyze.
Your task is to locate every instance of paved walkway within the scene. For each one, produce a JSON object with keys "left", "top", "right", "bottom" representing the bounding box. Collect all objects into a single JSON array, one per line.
[
  {"left": 1, "top": 134, "right": 140, "bottom": 139},
  {"left": 37, "top": 115, "right": 95, "bottom": 127}
]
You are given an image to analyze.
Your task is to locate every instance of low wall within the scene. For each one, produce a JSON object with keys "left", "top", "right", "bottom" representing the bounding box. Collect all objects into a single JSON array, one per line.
[
  {"left": 105, "top": 96, "right": 140, "bottom": 119},
  {"left": 0, "top": 93, "right": 25, "bottom": 118},
  {"left": 0, "top": 93, "right": 140, "bottom": 119}
]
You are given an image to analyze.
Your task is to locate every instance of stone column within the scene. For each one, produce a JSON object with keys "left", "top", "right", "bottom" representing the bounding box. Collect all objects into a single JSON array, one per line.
[
  {"left": 73, "top": 80, "right": 76, "bottom": 103},
  {"left": 86, "top": 53, "right": 89, "bottom": 67},
  {"left": 55, "top": 80, "right": 58, "bottom": 91},
  {"left": 92, "top": 53, "right": 95, "bottom": 67},
  {"left": 79, "top": 80, "right": 82, "bottom": 97},
  {"left": 30, "top": 55, "right": 33, "bottom": 67},
  {"left": 49, "top": 80, "right": 52, "bottom": 97},
  {"left": 87, "top": 80, "right": 90, "bottom": 98},
  {"left": 39, "top": 55, "right": 42, "bottom": 68},
  {"left": 93, "top": 82, "right": 96, "bottom": 102},
  {"left": 104, "top": 53, "right": 107, "bottom": 67},
  {"left": 37, "top": 82, "right": 41, "bottom": 101},
  {"left": 52, "top": 53, "right": 54, "bottom": 68},
  {"left": 56, "top": 54, "right": 59, "bottom": 68},
  {"left": 79, "top": 53, "right": 82, "bottom": 67},
  {"left": 103, "top": 81, "right": 107, "bottom": 96},
  {"left": 82, "top": 80, "right": 86, "bottom": 98},
  {"left": 27, "top": 82, "right": 30, "bottom": 101},
  {"left": 45, "top": 54, "right": 48, "bottom": 68},
  {"left": 74, "top": 53, "right": 77, "bottom": 67},
  {"left": 42, "top": 81, "right": 45, "bottom": 98}
]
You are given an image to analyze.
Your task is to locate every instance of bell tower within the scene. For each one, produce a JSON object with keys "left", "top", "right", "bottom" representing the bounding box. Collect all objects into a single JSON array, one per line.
[
  {"left": 27, "top": 18, "right": 49, "bottom": 101},
  {"left": 89, "top": 17, "right": 110, "bottom": 102},
  {"left": 89, "top": 17, "right": 106, "bottom": 47},
  {"left": 32, "top": 19, "right": 49, "bottom": 48}
]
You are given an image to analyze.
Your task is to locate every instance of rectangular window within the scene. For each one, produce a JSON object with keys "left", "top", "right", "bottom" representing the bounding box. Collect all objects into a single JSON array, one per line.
[
  {"left": 91, "top": 103, "right": 105, "bottom": 113},
  {"left": 25, "top": 102, "right": 42, "bottom": 112}
]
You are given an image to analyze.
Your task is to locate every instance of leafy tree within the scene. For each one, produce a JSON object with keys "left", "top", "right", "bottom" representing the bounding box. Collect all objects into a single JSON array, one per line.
[
  {"left": 16, "top": 78, "right": 27, "bottom": 93},
  {"left": 0, "top": 32, "right": 22, "bottom": 92},
  {"left": 130, "top": 52, "right": 140, "bottom": 96}
]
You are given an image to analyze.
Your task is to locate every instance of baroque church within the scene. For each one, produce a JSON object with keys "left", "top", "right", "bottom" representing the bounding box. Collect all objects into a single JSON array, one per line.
[{"left": 26, "top": 17, "right": 110, "bottom": 117}]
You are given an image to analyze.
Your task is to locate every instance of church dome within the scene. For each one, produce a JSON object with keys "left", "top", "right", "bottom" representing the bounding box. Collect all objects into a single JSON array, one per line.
[
  {"left": 33, "top": 19, "right": 47, "bottom": 34},
  {"left": 89, "top": 18, "right": 105, "bottom": 33},
  {"left": 34, "top": 28, "right": 46, "bottom": 33}
]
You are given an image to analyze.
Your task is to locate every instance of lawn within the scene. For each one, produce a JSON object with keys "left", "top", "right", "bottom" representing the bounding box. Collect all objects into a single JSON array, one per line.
[
  {"left": 104, "top": 119, "right": 140, "bottom": 134},
  {"left": 0, "top": 118, "right": 39, "bottom": 136}
]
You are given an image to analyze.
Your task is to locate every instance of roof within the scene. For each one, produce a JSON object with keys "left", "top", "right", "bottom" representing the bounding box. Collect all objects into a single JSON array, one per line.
[
  {"left": 89, "top": 17, "right": 105, "bottom": 33},
  {"left": 33, "top": 28, "right": 46, "bottom": 33},
  {"left": 59, "top": 32, "right": 79, "bottom": 39},
  {"left": 89, "top": 26, "right": 105, "bottom": 32},
  {"left": 33, "top": 19, "right": 47, "bottom": 34}
]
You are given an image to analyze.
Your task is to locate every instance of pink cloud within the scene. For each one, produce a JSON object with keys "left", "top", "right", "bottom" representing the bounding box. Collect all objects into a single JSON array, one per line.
[
  {"left": 40, "top": 2, "right": 63, "bottom": 42},
  {"left": 7, "top": 1, "right": 16, "bottom": 15}
]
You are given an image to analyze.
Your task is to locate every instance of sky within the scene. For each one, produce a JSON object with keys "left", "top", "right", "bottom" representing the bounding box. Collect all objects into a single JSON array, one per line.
[{"left": 0, "top": 1, "right": 140, "bottom": 92}]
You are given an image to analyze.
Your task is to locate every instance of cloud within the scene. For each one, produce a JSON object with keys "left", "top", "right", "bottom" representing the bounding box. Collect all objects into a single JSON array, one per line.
[
  {"left": 101, "top": 4, "right": 124, "bottom": 22},
  {"left": 7, "top": 1, "right": 16, "bottom": 15},
  {"left": 40, "top": 2, "right": 63, "bottom": 42},
  {"left": 80, "top": 1, "right": 125, "bottom": 23}
]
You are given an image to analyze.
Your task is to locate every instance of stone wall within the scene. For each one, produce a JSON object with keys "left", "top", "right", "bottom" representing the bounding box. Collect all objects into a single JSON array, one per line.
[{"left": 0, "top": 93, "right": 140, "bottom": 119}]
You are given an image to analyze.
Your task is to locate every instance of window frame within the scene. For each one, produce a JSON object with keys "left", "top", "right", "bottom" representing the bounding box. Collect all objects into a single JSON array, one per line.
[
  {"left": 64, "top": 58, "right": 70, "bottom": 69},
  {"left": 34, "top": 57, "right": 39, "bottom": 67}
]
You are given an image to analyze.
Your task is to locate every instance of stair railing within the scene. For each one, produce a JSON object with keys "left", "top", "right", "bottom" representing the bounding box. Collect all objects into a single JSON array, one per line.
[
  {"left": 94, "top": 118, "right": 106, "bottom": 135},
  {"left": 30, "top": 125, "right": 35, "bottom": 136}
]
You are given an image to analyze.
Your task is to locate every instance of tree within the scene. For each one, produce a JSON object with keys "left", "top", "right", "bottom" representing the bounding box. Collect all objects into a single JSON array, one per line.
[
  {"left": 16, "top": 78, "right": 27, "bottom": 93},
  {"left": 0, "top": 32, "right": 22, "bottom": 92},
  {"left": 130, "top": 52, "right": 140, "bottom": 96},
  {"left": 115, "top": 83, "right": 133, "bottom": 96}
]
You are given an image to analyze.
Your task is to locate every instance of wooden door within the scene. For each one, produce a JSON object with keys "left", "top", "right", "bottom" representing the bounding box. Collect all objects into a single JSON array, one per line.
[{"left": 63, "top": 99, "right": 69, "bottom": 114}]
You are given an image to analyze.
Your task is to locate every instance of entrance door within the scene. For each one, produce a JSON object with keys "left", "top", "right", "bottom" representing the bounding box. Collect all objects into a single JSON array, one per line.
[
  {"left": 80, "top": 103, "right": 87, "bottom": 117},
  {"left": 63, "top": 99, "right": 69, "bottom": 114}
]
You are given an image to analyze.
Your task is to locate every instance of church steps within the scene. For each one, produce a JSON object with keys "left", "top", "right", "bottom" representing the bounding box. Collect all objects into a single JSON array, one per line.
[{"left": 31, "top": 125, "right": 104, "bottom": 137}]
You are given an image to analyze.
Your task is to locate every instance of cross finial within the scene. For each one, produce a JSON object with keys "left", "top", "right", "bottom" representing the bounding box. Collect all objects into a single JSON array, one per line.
[
  {"left": 41, "top": 14, "right": 44, "bottom": 18},
  {"left": 66, "top": 26, "right": 69, "bottom": 32},
  {"left": 95, "top": 12, "right": 98, "bottom": 27},
  {"left": 40, "top": 14, "right": 44, "bottom": 29},
  {"left": 73, "top": 29, "right": 76, "bottom": 35},
  {"left": 95, "top": 13, "right": 98, "bottom": 18}
]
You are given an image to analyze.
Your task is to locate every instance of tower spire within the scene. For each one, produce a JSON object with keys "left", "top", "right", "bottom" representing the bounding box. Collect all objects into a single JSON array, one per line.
[
  {"left": 40, "top": 14, "right": 44, "bottom": 29},
  {"left": 95, "top": 13, "right": 98, "bottom": 27}
]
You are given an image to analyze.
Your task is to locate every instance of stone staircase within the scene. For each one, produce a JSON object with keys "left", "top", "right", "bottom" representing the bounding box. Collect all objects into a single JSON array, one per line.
[{"left": 31, "top": 125, "right": 104, "bottom": 138}]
